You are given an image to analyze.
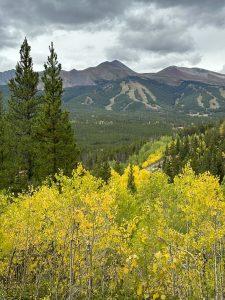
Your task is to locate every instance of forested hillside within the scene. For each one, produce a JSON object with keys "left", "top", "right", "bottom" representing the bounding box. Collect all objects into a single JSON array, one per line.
[
  {"left": 163, "top": 121, "right": 225, "bottom": 181},
  {"left": 0, "top": 38, "right": 225, "bottom": 300}
]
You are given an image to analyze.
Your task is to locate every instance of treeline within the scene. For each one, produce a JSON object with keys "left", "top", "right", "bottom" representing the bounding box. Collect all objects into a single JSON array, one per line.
[
  {"left": 1, "top": 164, "right": 225, "bottom": 299},
  {"left": 81, "top": 141, "right": 145, "bottom": 182},
  {"left": 0, "top": 38, "right": 78, "bottom": 192},
  {"left": 163, "top": 120, "right": 225, "bottom": 182},
  {"left": 81, "top": 140, "right": 145, "bottom": 169}
]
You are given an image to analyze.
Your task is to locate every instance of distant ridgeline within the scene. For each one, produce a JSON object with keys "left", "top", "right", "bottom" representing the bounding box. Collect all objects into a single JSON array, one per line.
[{"left": 1, "top": 62, "right": 225, "bottom": 114}]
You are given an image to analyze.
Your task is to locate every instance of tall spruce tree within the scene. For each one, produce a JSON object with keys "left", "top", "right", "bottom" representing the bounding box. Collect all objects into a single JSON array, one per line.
[
  {"left": 7, "top": 38, "right": 39, "bottom": 190},
  {"left": 35, "top": 42, "right": 78, "bottom": 181},
  {"left": 0, "top": 92, "right": 4, "bottom": 166},
  {"left": 0, "top": 92, "right": 7, "bottom": 188}
]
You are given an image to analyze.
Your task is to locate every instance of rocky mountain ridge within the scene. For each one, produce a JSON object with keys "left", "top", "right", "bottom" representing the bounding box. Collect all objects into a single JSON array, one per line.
[
  {"left": 1, "top": 61, "right": 225, "bottom": 88},
  {"left": 1, "top": 61, "right": 225, "bottom": 115}
]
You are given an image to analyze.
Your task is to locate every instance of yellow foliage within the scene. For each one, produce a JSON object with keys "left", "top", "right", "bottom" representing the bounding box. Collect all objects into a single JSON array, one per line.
[
  {"left": 137, "top": 283, "right": 143, "bottom": 296},
  {"left": 142, "top": 147, "right": 164, "bottom": 168},
  {"left": 120, "top": 164, "right": 150, "bottom": 189},
  {"left": 153, "top": 292, "right": 160, "bottom": 299},
  {"left": 1, "top": 163, "right": 225, "bottom": 299}
]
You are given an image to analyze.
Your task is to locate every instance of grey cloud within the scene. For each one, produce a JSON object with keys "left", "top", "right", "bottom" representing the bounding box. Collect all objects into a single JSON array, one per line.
[
  {"left": 0, "top": 0, "right": 134, "bottom": 49},
  {"left": 0, "top": 55, "right": 16, "bottom": 70},
  {"left": 0, "top": 0, "right": 224, "bottom": 49},
  {"left": 0, "top": 0, "right": 131, "bottom": 28},
  {"left": 106, "top": 46, "right": 140, "bottom": 63},
  {"left": 189, "top": 53, "right": 202, "bottom": 66},
  {"left": 146, "top": 0, "right": 225, "bottom": 10},
  {"left": 0, "top": 26, "right": 22, "bottom": 48},
  {"left": 120, "top": 30, "right": 194, "bottom": 55},
  {"left": 220, "top": 64, "right": 225, "bottom": 74},
  {"left": 0, "top": 0, "right": 223, "bottom": 71},
  {"left": 144, "top": 52, "right": 202, "bottom": 72},
  {"left": 109, "top": 6, "right": 195, "bottom": 56},
  {"left": 148, "top": 0, "right": 225, "bottom": 27}
]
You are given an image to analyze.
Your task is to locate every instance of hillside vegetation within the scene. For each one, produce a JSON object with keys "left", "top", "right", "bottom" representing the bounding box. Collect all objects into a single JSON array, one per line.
[
  {"left": 163, "top": 121, "right": 225, "bottom": 181},
  {"left": 1, "top": 39, "right": 225, "bottom": 300},
  {"left": 1, "top": 164, "right": 225, "bottom": 299}
]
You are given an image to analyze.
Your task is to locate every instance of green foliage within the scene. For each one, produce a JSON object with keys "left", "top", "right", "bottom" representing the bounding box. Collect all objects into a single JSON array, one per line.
[
  {"left": 0, "top": 40, "right": 79, "bottom": 192},
  {"left": 112, "top": 160, "right": 124, "bottom": 175},
  {"left": 91, "top": 159, "right": 111, "bottom": 183},
  {"left": 34, "top": 42, "right": 79, "bottom": 182},
  {"left": 163, "top": 121, "right": 225, "bottom": 182},
  {"left": 7, "top": 38, "right": 39, "bottom": 190},
  {"left": 0, "top": 92, "right": 6, "bottom": 188},
  {"left": 127, "top": 164, "right": 136, "bottom": 193},
  {"left": 129, "top": 136, "right": 171, "bottom": 166},
  {"left": 60, "top": 75, "right": 225, "bottom": 114}
]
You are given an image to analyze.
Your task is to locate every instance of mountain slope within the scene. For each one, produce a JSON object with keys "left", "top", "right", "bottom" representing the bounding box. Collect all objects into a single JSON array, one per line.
[
  {"left": 0, "top": 69, "right": 15, "bottom": 85},
  {"left": 152, "top": 66, "right": 225, "bottom": 86},
  {"left": 1, "top": 61, "right": 225, "bottom": 88},
  {"left": 1, "top": 61, "right": 225, "bottom": 115},
  {"left": 61, "top": 60, "right": 137, "bottom": 87},
  {"left": 63, "top": 77, "right": 225, "bottom": 114}
]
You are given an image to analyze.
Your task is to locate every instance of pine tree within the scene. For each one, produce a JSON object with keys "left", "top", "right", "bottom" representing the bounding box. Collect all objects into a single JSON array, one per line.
[
  {"left": 7, "top": 38, "right": 39, "bottom": 190},
  {"left": 92, "top": 160, "right": 111, "bottom": 183},
  {"left": 0, "top": 91, "right": 6, "bottom": 188},
  {"left": 114, "top": 160, "right": 123, "bottom": 175},
  {"left": 127, "top": 164, "right": 136, "bottom": 193},
  {"left": 35, "top": 42, "right": 78, "bottom": 182},
  {"left": 0, "top": 92, "right": 4, "bottom": 165}
]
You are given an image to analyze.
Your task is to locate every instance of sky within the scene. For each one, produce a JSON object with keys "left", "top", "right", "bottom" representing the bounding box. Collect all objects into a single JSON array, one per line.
[{"left": 0, "top": 0, "right": 225, "bottom": 73}]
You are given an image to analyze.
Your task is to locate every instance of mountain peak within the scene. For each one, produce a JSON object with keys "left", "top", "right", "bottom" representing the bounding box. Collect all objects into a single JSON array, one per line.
[
  {"left": 97, "top": 60, "right": 134, "bottom": 71},
  {"left": 154, "top": 65, "right": 225, "bottom": 85},
  {"left": 1, "top": 63, "right": 225, "bottom": 88},
  {"left": 111, "top": 59, "right": 128, "bottom": 67}
]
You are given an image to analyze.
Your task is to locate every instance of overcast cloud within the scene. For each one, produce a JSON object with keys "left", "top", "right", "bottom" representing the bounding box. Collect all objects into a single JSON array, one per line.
[{"left": 0, "top": 0, "right": 225, "bottom": 72}]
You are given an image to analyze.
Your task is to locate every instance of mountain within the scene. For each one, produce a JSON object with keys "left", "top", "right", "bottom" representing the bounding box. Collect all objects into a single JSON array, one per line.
[
  {"left": 61, "top": 60, "right": 137, "bottom": 87},
  {"left": 1, "top": 61, "right": 225, "bottom": 87},
  {"left": 63, "top": 77, "right": 225, "bottom": 115},
  {"left": 1, "top": 60, "right": 136, "bottom": 88},
  {"left": 1, "top": 61, "right": 225, "bottom": 115},
  {"left": 0, "top": 69, "right": 15, "bottom": 85},
  {"left": 152, "top": 66, "right": 225, "bottom": 86}
]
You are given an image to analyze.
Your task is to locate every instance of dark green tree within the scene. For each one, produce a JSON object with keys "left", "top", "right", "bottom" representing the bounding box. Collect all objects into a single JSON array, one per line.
[
  {"left": 92, "top": 159, "right": 111, "bottom": 183},
  {"left": 0, "top": 92, "right": 7, "bottom": 188},
  {"left": 35, "top": 42, "right": 78, "bottom": 182},
  {"left": 113, "top": 160, "right": 123, "bottom": 175},
  {"left": 127, "top": 164, "right": 136, "bottom": 193},
  {"left": 163, "top": 122, "right": 225, "bottom": 182},
  {"left": 0, "top": 92, "right": 4, "bottom": 165},
  {"left": 7, "top": 38, "right": 39, "bottom": 190}
]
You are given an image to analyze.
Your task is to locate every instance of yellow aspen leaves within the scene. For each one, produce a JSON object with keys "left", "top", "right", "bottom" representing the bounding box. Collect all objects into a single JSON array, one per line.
[
  {"left": 0, "top": 164, "right": 225, "bottom": 299},
  {"left": 137, "top": 283, "right": 143, "bottom": 296}
]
